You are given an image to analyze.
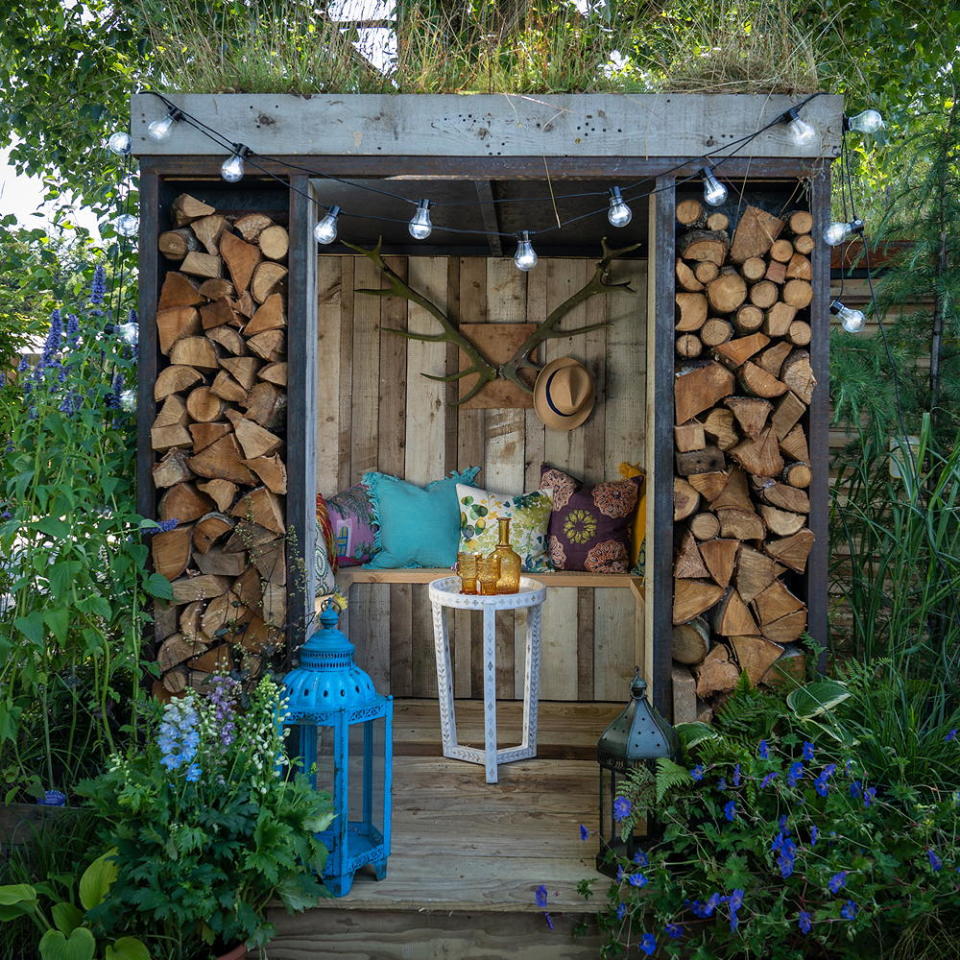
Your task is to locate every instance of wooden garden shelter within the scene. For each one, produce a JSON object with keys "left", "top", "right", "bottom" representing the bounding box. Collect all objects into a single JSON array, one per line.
[{"left": 132, "top": 93, "right": 842, "bottom": 957}]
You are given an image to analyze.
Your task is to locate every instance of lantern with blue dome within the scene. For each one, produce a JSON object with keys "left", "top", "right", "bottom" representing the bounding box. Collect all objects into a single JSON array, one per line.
[{"left": 283, "top": 599, "right": 393, "bottom": 897}]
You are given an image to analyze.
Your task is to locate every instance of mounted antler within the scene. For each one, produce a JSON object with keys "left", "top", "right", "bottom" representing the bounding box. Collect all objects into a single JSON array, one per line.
[
  {"left": 497, "top": 237, "right": 642, "bottom": 392},
  {"left": 343, "top": 238, "right": 499, "bottom": 405}
]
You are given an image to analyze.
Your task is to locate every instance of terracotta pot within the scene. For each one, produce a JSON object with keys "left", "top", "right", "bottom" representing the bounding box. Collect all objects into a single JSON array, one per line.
[{"left": 216, "top": 946, "right": 246, "bottom": 960}]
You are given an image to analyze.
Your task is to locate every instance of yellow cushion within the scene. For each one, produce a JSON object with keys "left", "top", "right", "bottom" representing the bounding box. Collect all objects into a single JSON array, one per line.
[{"left": 618, "top": 462, "right": 646, "bottom": 573}]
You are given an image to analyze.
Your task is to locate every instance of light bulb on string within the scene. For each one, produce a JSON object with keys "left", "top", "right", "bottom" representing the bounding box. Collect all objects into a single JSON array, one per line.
[
  {"left": 220, "top": 147, "right": 247, "bottom": 184},
  {"left": 114, "top": 214, "right": 139, "bottom": 238},
  {"left": 314, "top": 205, "right": 341, "bottom": 245},
  {"left": 830, "top": 299, "right": 865, "bottom": 333},
  {"left": 119, "top": 389, "right": 136, "bottom": 412},
  {"left": 607, "top": 187, "right": 632, "bottom": 227},
  {"left": 106, "top": 131, "right": 131, "bottom": 156},
  {"left": 783, "top": 107, "right": 816, "bottom": 145},
  {"left": 701, "top": 166, "right": 727, "bottom": 207},
  {"left": 147, "top": 108, "right": 181, "bottom": 143},
  {"left": 823, "top": 218, "right": 864, "bottom": 247},
  {"left": 844, "top": 109, "right": 884, "bottom": 135},
  {"left": 118, "top": 321, "right": 139, "bottom": 347},
  {"left": 408, "top": 199, "right": 433, "bottom": 240},
  {"left": 513, "top": 231, "right": 538, "bottom": 271}
]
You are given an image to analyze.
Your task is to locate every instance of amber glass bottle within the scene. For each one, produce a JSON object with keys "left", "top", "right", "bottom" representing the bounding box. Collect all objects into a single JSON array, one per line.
[{"left": 490, "top": 517, "right": 521, "bottom": 594}]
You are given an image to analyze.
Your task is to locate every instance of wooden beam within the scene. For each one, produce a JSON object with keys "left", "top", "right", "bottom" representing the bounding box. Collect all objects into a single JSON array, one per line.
[
  {"left": 137, "top": 169, "right": 160, "bottom": 522},
  {"left": 474, "top": 181, "right": 503, "bottom": 256}
]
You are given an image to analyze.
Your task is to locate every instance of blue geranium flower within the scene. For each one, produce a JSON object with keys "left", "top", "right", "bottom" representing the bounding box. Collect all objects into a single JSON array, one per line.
[
  {"left": 828, "top": 871, "right": 847, "bottom": 894},
  {"left": 758, "top": 740, "right": 770, "bottom": 759},
  {"left": 849, "top": 780, "right": 862, "bottom": 799},
  {"left": 863, "top": 786, "right": 877, "bottom": 808},
  {"left": 534, "top": 885, "right": 548, "bottom": 909},
  {"left": 628, "top": 873, "right": 648, "bottom": 888},
  {"left": 760, "top": 771, "right": 779, "bottom": 788},
  {"left": 802, "top": 741, "right": 815, "bottom": 762},
  {"left": 798, "top": 911, "right": 813, "bottom": 934},
  {"left": 723, "top": 800, "right": 737, "bottom": 822},
  {"left": 732, "top": 763, "right": 742, "bottom": 787},
  {"left": 579, "top": 824, "right": 589, "bottom": 841},
  {"left": 840, "top": 900, "right": 858, "bottom": 920},
  {"left": 946, "top": 729, "right": 958, "bottom": 742},
  {"left": 664, "top": 923, "right": 684, "bottom": 940},
  {"left": 616, "top": 902, "right": 626, "bottom": 920},
  {"left": 717, "top": 777, "right": 727, "bottom": 790},
  {"left": 928, "top": 849, "right": 943, "bottom": 872},
  {"left": 639, "top": 933, "right": 657, "bottom": 956},
  {"left": 633, "top": 851, "right": 649, "bottom": 867},
  {"left": 690, "top": 765, "right": 705, "bottom": 782},
  {"left": 786, "top": 761, "right": 805, "bottom": 787},
  {"left": 810, "top": 825, "right": 819, "bottom": 846},
  {"left": 613, "top": 796, "right": 631, "bottom": 821}
]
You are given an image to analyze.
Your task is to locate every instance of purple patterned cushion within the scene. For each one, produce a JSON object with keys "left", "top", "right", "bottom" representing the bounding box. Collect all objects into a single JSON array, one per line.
[
  {"left": 540, "top": 464, "right": 640, "bottom": 573},
  {"left": 327, "top": 484, "right": 378, "bottom": 567}
]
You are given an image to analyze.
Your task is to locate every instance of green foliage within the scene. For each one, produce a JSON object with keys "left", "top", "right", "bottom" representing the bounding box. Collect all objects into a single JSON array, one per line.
[{"left": 77, "top": 677, "right": 332, "bottom": 960}]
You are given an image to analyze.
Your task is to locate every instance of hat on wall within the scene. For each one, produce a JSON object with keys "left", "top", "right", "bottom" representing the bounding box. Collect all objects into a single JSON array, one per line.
[{"left": 533, "top": 357, "right": 595, "bottom": 431}]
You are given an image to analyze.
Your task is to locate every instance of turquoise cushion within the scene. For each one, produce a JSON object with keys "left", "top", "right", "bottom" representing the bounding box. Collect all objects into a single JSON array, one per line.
[{"left": 363, "top": 467, "right": 480, "bottom": 569}]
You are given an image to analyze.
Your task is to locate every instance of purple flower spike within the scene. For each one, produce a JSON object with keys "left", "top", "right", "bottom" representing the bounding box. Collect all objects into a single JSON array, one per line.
[{"left": 90, "top": 264, "right": 107, "bottom": 306}]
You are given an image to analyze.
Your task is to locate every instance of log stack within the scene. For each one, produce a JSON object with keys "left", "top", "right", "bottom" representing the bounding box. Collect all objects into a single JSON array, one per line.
[
  {"left": 151, "top": 194, "right": 289, "bottom": 699},
  {"left": 671, "top": 202, "right": 815, "bottom": 707}
]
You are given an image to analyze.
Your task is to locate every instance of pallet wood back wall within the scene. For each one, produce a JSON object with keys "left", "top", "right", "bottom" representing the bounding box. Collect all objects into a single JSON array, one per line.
[
  {"left": 318, "top": 255, "right": 646, "bottom": 701},
  {"left": 149, "top": 194, "right": 289, "bottom": 698},
  {"left": 670, "top": 199, "right": 817, "bottom": 706}
]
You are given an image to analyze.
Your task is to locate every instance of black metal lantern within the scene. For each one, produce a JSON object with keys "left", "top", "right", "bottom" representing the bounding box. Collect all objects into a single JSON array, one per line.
[{"left": 596, "top": 668, "right": 678, "bottom": 876}]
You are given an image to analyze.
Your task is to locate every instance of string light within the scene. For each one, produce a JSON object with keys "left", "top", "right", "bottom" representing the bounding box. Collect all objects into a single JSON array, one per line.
[
  {"left": 408, "top": 199, "right": 433, "bottom": 240},
  {"left": 118, "top": 320, "right": 139, "bottom": 346},
  {"left": 314, "top": 205, "right": 341, "bottom": 245},
  {"left": 782, "top": 107, "right": 816, "bottom": 146},
  {"left": 844, "top": 109, "right": 884, "bottom": 135},
  {"left": 823, "top": 218, "right": 864, "bottom": 247},
  {"left": 513, "top": 231, "right": 538, "bottom": 271},
  {"left": 606, "top": 187, "right": 632, "bottom": 227},
  {"left": 147, "top": 108, "right": 182, "bottom": 143},
  {"left": 106, "top": 131, "right": 131, "bottom": 156},
  {"left": 701, "top": 166, "right": 727, "bottom": 207},
  {"left": 220, "top": 146, "right": 247, "bottom": 183},
  {"left": 830, "top": 299, "right": 866, "bottom": 333},
  {"left": 114, "top": 214, "right": 139, "bottom": 237}
]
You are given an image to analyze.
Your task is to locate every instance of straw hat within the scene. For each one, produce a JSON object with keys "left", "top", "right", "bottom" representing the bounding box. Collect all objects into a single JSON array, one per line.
[{"left": 533, "top": 357, "right": 595, "bottom": 431}]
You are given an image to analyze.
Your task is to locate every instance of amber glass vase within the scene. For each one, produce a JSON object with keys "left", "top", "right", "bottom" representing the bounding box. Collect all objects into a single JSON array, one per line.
[{"left": 489, "top": 518, "right": 521, "bottom": 594}]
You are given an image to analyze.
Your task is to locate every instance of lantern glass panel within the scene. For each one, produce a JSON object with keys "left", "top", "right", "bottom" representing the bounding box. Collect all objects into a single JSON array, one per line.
[
  {"left": 348, "top": 716, "right": 386, "bottom": 848},
  {"left": 289, "top": 723, "right": 336, "bottom": 792}
]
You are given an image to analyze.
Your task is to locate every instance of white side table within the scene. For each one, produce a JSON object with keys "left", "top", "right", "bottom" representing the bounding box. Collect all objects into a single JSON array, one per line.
[{"left": 428, "top": 576, "right": 546, "bottom": 783}]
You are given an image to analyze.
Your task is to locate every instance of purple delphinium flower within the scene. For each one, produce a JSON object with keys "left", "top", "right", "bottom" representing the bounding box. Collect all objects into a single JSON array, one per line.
[
  {"left": 205, "top": 674, "right": 239, "bottom": 748},
  {"left": 758, "top": 740, "right": 770, "bottom": 759},
  {"left": 65, "top": 313, "right": 80, "bottom": 348},
  {"left": 928, "top": 849, "right": 943, "bottom": 872},
  {"left": 802, "top": 741, "right": 815, "bottom": 762},
  {"left": 828, "top": 871, "right": 847, "bottom": 894},
  {"left": 613, "top": 795, "right": 631, "bottom": 821},
  {"left": 946, "top": 729, "right": 957, "bottom": 742},
  {"left": 579, "top": 824, "right": 589, "bottom": 841},
  {"left": 732, "top": 763, "right": 742, "bottom": 787},
  {"left": 534, "top": 885, "right": 548, "bottom": 909},
  {"left": 616, "top": 902, "right": 626, "bottom": 921},
  {"left": 760, "top": 771, "right": 779, "bottom": 788},
  {"left": 90, "top": 264, "right": 107, "bottom": 307},
  {"left": 105, "top": 372, "right": 124, "bottom": 410},
  {"left": 786, "top": 761, "right": 805, "bottom": 788},
  {"left": 38, "top": 310, "right": 63, "bottom": 372},
  {"left": 627, "top": 873, "right": 648, "bottom": 888},
  {"left": 840, "top": 900, "right": 858, "bottom": 920},
  {"left": 639, "top": 933, "right": 657, "bottom": 956},
  {"left": 690, "top": 764, "right": 705, "bottom": 782},
  {"left": 664, "top": 923, "right": 684, "bottom": 940},
  {"left": 798, "top": 911, "right": 812, "bottom": 934},
  {"left": 723, "top": 800, "right": 736, "bottom": 822},
  {"left": 17, "top": 356, "right": 28, "bottom": 372}
]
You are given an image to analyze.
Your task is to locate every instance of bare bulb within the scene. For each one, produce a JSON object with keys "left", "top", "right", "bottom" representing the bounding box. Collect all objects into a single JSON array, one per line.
[
  {"left": 786, "top": 108, "right": 816, "bottom": 145},
  {"left": 607, "top": 187, "right": 632, "bottom": 227},
  {"left": 220, "top": 152, "right": 245, "bottom": 183},
  {"left": 408, "top": 199, "right": 432, "bottom": 240},
  {"left": 846, "top": 109, "right": 884, "bottom": 135},
  {"left": 114, "top": 214, "right": 139, "bottom": 237},
  {"left": 823, "top": 218, "right": 864, "bottom": 246},
  {"left": 701, "top": 167, "right": 727, "bottom": 207},
  {"left": 831, "top": 299, "right": 865, "bottom": 333},
  {"left": 107, "top": 131, "right": 131, "bottom": 156},
  {"left": 314, "top": 205, "right": 341, "bottom": 245},
  {"left": 147, "top": 114, "right": 176, "bottom": 143},
  {"left": 513, "top": 231, "right": 538, "bottom": 271},
  {"left": 118, "top": 322, "right": 139, "bottom": 346}
]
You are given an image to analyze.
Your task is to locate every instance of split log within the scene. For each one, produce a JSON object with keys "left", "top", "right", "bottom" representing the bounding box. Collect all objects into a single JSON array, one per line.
[
  {"left": 793, "top": 234, "right": 815, "bottom": 255},
  {"left": 748, "top": 280, "right": 779, "bottom": 309},
  {"left": 673, "top": 579, "right": 725, "bottom": 624},
  {"left": 234, "top": 213, "right": 274, "bottom": 242},
  {"left": 220, "top": 357, "right": 261, "bottom": 391},
  {"left": 762, "top": 609, "right": 808, "bottom": 645},
  {"left": 189, "top": 422, "right": 232, "bottom": 454},
  {"left": 694, "top": 262, "right": 719, "bottom": 284},
  {"left": 170, "top": 574, "right": 231, "bottom": 606},
  {"left": 200, "top": 298, "right": 238, "bottom": 331},
  {"left": 192, "top": 512, "right": 235, "bottom": 554},
  {"left": 676, "top": 334, "right": 703, "bottom": 359},
  {"left": 676, "top": 198, "right": 705, "bottom": 227},
  {"left": 153, "top": 602, "right": 178, "bottom": 643},
  {"left": 764, "top": 260, "right": 787, "bottom": 284},
  {"left": 785, "top": 253, "right": 812, "bottom": 281},
  {"left": 675, "top": 529, "right": 709, "bottom": 579},
  {"left": 220, "top": 231, "right": 262, "bottom": 294},
  {"left": 202, "top": 591, "right": 251, "bottom": 638},
  {"left": 717, "top": 508, "right": 766, "bottom": 540},
  {"left": 764, "top": 301, "right": 797, "bottom": 337},
  {"left": 787, "top": 321, "right": 812, "bottom": 346},
  {"left": 158, "top": 635, "right": 206, "bottom": 672},
  {"left": 236, "top": 290, "right": 256, "bottom": 318},
  {"left": 730, "top": 427, "right": 784, "bottom": 477},
  {"left": 162, "top": 667, "right": 188, "bottom": 694},
  {"left": 672, "top": 617, "right": 711, "bottom": 665},
  {"left": 189, "top": 645, "right": 235, "bottom": 675},
  {"left": 705, "top": 212, "right": 729, "bottom": 231},
  {"left": 738, "top": 362, "right": 787, "bottom": 399},
  {"left": 769, "top": 239, "right": 794, "bottom": 262},
  {"left": 257, "top": 362, "right": 287, "bottom": 387},
  {"left": 234, "top": 419, "right": 283, "bottom": 459},
  {"left": 780, "top": 424, "right": 810, "bottom": 462},
  {"left": 765, "top": 529, "right": 815, "bottom": 573},
  {"left": 771, "top": 392, "right": 807, "bottom": 439},
  {"left": 180, "top": 251, "right": 222, "bottom": 279},
  {"left": 179, "top": 601, "right": 207, "bottom": 644},
  {"left": 673, "top": 478, "right": 700, "bottom": 521},
  {"left": 757, "top": 480, "right": 810, "bottom": 514},
  {"left": 687, "top": 471, "right": 729, "bottom": 502},
  {"left": 158, "top": 228, "right": 198, "bottom": 261},
  {"left": 729, "top": 205, "right": 784, "bottom": 263},
  {"left": 258, "top": 225, "right": 289, "bottom": 260},
  {"left": 206, "top": 325, "right": 247, "bottom": 356},
  {"left": 714, "top": 332, "right": 769, "bottom": 367},
  {"left": 725, "top": 396, "right": 772, "bottom": 438},
  {"left": 699, "top": 538, "right": 739, "bottom": 588},
  {"left": 224, "top": 521, "right": 282, "bottom": 555},
  {"left": 233, "top": 565, "right": 264, "bottom": 610},
  {"left": 158, "top": 483, "right": 215, "bottom": 524},
  {"left": 195, "top": 547, "right": 248, "bottom": 578},
  {"left": 676, "top": 446, "right": 725, "bottom": 476},
  {"left": 154, "top": 395, "right": 189, "bottom": 428},
  {"left": 191, "top": 214, "right": 227, "bottom": 256},
  {"left": 761, "top": 644, "right": 806, "bottom": 686},
  {"left": 730, "top": 636, "right": 784, "bottom": 685},
  {"left": 158, "top": 272, "right": 204, "bottom": 311},
  {"left": 230, "top": 486, "right": 285, "bottom": 534},
  {"left": 689, "top": 512, "right": 720, "bottom": 541},
  {"left": 675, "top": 422, "right": 706, "bottom": 453},
  {"left": 152, "top": 525, "right": 194, "bottom": 581},
  {"left": 787, "top": 210, "right": 813, "bottom": 235},
  {"left": 741, "top": 257, "right": 766, "bottom": 281},
  {"left": 170, "top": 336, "right": 219, "bottom": 369},
  {"left": 756, "top": 341, "right": 793, "bottom": 378},
  {"left": 701, "top": 318, "right": 733, "bottom": 346},
  {"left": 185, "top": 386, "right": 225, "bottom": 423},
  {"left": 675, "top": 293, "right": 708, "bottom": 331},
  {"left": 702, "top": 407, "right": 739, "bottom": 450},
  {"left": 781, "top": 351, "right": 816, "bottom": 404},
  {"left": 154, "top": 365, "right": 203, "bottom": 401},
  {"left": 172, "top": 193, "right": 216, "bottom": 227},
  {"left": 197, "top": 479, "right": 239, "bottom": 513},
  {"left": 733, "top": 304, "right": 764, "bottom": 333},
  {"left": 151, "top": 424, "right": 192, "bottom": 451},
  {"left": 210, "top": 371, "right": 248, "bottom": 404},
  {"left": 714, "top": 589, "right": 760, "bottom": 636},
  {"left": 759, "top": 504, "right": 806, "bottom": 536},
  {"left": 782, "top": 279, "right": 813, "bottom": 309},
  {"left": 260, "top": 583, "right": 287, "bottom": 628},
  {"left": 245, "top": 293, "right": 286, "bottom": 335},
  {"left": 675, "top": 363, "right": 735, "bottom": 424},
  {"left": 241, "top": 382, "right": 286, "bottom": 429},
  {"left": 706, "top": 269, "right": 747, "bottom": 314},
  {"left": 188, "top": 434, "right": 257, "bottom": 485},
  {"left": 709, "top": 467, "right": 752, "bottom": 511},
  {"left": 783, "top": 462, "right": 812, "bottom": 489},
  {"left": 694, "top": 644, "right": 740, "bottom": 697},
  {"left": 754, "top": 580, "right": 805, "bottom": 626},
  {"left": 247, "top": 330, "right": 286, "bottom": 363},
  {"left": 250, "top": 262, "right": 288, "bottom": 303},
  {"left": 679, "top": 230, "right": 728, "bottom": 266},
  {"left": 153, "top": 448, "right": 193, "bottom": 489},
  {"left": 736, "top": 546, "right": 786, "bottom": 603},
  {"left": 250, "top": 537, "right": 286, "bottom": 584},
  {"left": 676, "top": 259, "right": 704, "bottom": 292}
]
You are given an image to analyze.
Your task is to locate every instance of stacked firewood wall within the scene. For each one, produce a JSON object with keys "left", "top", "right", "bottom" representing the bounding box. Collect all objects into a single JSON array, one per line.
[
  {"left": 149, "top": 193, "right": 289, "bottom": 699},
  {"left": 671, "top": 201, "right": 815, "bottom": 705}
]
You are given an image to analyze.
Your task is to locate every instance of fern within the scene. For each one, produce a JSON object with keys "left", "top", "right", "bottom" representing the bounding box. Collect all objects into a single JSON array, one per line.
[{"left": 655, "top": 757, "right": 692, "bottom": 803}]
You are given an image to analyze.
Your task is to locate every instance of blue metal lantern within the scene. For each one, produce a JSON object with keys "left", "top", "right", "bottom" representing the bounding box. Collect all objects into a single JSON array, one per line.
[{"left": 283, "top": 599, "right": 393, "bottom": 897}]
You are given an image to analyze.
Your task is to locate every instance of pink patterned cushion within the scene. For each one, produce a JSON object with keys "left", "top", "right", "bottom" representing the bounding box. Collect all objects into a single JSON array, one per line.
[{"left": 327, "top": 484, "right": 378, "bottom": 567}]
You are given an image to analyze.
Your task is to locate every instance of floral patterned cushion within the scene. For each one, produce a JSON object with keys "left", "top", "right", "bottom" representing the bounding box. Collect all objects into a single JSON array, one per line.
[
  {"left": 327, "top": 484, "right": 378, "bottom": 567},
  {"left": 539, "top": 464, "right": 641, "bottom": 573},
  {"left": 456, "top": 484, "right": 554, "bottom": 573}
]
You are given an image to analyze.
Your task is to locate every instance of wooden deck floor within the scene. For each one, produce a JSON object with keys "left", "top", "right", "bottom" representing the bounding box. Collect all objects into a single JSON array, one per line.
[{"left": 266, "top": 699, "right": 618, "bottom": 958}]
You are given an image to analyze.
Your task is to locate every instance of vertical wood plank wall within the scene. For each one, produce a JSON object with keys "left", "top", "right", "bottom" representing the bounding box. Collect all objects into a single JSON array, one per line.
[{"left": 318, "top": 255, "right": 647, "bottom": 701}]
